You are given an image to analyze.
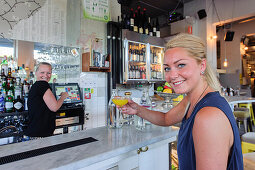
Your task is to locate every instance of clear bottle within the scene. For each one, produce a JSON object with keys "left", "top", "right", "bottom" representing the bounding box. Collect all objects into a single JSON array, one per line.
[
  {"left": 107, "top": 89, "right": 123, "bottom": 128},
  {"left": 135, "top": 88, "right": 152, "bottom": 130}
]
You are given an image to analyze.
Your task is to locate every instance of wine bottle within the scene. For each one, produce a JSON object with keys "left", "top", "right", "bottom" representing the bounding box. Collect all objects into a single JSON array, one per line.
[
  {"left": 156, "top": 18, "right": 160, "bottom": 38},
  {"left": 129, "top": 65, "right": 133, "bottom": 79},
  {"left": 129, "top": 8, "right": 134, "bottom": 31},
  {"left": 138, "top": 8, "right": 143, "bottom": 34},
  {"left": 133, "top": 10, "right": 138, "bottom": 32},
  {"left": 143, "top": 8, "right": 149, "bottom": 35},
  {"left": 132, "top": 66, "right": 136, "bottom": 79},
  {"left": 148, "top": 17, "right": 153, "bottom": 36},
  {"left": 125, "top": 13, "right": 130, "bottom": 30},
  {"left": 14, "top": 95, "right": 23, "bottom": 112},
  {"left": 152, "top": 21, "right": 156, "bottom": 36}
]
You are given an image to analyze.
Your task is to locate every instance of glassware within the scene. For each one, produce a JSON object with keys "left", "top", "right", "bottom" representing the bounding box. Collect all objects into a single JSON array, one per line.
[
  {"left": 124, "top": 92, "right": 133, "bottom": 125},
  {"left": 135, "top": 88, "right": 152, "bottom": 130},
  {"left": 107, "top": 89, "right": 124, "bottom": 128}
]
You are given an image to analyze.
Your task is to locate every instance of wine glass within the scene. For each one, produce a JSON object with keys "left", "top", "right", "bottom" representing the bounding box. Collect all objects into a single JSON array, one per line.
[
  {"left": 112, "top": 96, "right": 129, "bottom": 125},
  {"left": 112, "top": 96, "right": 129, "bottom": 108}
]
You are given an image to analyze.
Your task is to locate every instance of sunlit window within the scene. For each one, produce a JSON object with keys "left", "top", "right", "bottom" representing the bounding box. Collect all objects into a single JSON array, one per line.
[{"left": 0, "top": 47, "right": 14, "bottom": 57}]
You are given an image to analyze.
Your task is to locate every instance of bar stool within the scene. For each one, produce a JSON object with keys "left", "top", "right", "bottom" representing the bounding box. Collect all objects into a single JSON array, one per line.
[
  {"left": 239, "top": 103, "right": 255, "bottom": 125},
  {"left": 242, "top": 132, "right": 255, "bottom": 153},
  {"left": 233, "top": 107, "right": 253, "bottom": 133},
  {"left": 242, "top": 132, "right": 255, "bottom": 169}
]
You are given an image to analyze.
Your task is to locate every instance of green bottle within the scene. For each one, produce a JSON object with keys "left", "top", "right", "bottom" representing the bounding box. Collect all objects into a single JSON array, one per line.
[{"left": 5, "top": 91, "right": 13, "bottom": 113}]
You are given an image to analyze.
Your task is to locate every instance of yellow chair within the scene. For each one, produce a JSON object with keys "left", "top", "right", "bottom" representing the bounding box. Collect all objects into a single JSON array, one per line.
[
  {"left": 233, "top": 108, "right": 253, "bottom": 133},
  {"left": 241, "top": 132, "right": 255, "bottom": 154},
  {"left": 239, "top": 103, "right": 255, "bottom": 125}
]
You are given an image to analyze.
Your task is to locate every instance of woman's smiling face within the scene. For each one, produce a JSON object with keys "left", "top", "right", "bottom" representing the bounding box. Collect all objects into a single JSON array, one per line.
[
  {"left": 35, "top": 64, "right": 52, "bottom": 82},
  {"left": 164, "top": 47, "right": 204, "bottom": 94}
]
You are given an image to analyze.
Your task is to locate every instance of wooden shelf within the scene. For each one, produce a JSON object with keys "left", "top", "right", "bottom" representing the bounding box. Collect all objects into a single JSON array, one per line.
[{"left": 82, "top": 52, "right": 111, "bottom": 72}]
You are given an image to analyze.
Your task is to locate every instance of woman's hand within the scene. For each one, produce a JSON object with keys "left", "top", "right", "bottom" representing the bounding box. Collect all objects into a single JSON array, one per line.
[
  {"left": 119, "top": 99, "right": 139, "bottom": 115},
  {"left": 60, "top": 92, "right": 69, "bottom": 100}
]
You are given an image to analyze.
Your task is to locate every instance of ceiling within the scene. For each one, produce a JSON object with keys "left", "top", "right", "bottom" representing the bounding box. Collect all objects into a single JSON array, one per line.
[{"left": 119, "top": 0, "right": 194, "bottom": 19}]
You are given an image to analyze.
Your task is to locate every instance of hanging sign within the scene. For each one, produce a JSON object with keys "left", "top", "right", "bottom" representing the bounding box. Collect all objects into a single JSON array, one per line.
[{"left": 83, "top": 0, "right": 110, "bottom": 22}]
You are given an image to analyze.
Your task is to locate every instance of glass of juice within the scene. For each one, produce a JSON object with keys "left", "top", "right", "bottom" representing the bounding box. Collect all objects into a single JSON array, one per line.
[{"left": 112, "top": 96, "right": 129, "bottom": 107}]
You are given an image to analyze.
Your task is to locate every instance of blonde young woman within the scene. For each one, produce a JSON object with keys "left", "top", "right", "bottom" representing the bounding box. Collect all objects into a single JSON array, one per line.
[
  {"left": 25, "top": 62, "right": 69, "bottom": 138},
  {"left": 121, "top": 34, "right": 243, "bottom": 170}
]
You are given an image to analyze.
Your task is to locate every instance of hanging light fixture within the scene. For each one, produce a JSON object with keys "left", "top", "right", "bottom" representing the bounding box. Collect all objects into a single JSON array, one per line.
[
  {"left": 223, "top": 41, "right": 228, "bottom": 67},
  {"left": 223, "top": 58, "right": 228, "bottom": 67}
]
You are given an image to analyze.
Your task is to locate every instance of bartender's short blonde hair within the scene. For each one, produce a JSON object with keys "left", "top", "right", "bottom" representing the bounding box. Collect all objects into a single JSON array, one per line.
[
  {"left": 165, "top": 33, "right": 221, "bottom": 92},
  {"left": 35, "top": 62, "right": 52, "bottom": 72}
]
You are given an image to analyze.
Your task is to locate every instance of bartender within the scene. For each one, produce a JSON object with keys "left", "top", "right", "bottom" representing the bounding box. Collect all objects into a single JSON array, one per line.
[{"left": 24, "top": 62, "right": 69, "bottom": 138}]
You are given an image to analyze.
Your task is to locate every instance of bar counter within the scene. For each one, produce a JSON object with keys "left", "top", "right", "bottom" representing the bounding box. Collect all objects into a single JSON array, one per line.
[{"left": 0, "top": 124, "right": 179, "bottom": 170}]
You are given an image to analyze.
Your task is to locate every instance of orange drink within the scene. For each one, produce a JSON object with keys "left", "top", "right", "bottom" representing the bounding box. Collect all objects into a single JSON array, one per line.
[{"left": 112, "top": 96, "right": 128, "bottom": 107}]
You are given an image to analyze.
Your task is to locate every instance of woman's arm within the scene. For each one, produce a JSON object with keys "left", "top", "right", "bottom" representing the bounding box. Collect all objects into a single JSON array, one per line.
[
  {"left": 43, "top": 89, "right": 69, "bottom": 112},
  {"left": 122, "top": 95, "right": 189, "bottom": 126},
  {"left": 193, "top": 107, "right": 233, "bottom": 170}
]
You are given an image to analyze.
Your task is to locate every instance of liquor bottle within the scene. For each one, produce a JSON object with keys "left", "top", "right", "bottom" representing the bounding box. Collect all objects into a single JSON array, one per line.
[
  {"left": 129, "top": 65, "right": 133, "bottom": 79},
  {"left": 22, "top": 80, "right": 30, "bottom": 98},
  {"left": 139, "top": 50, "right": 144, "bottom": 62},
  {"left": 129, "top": 8, "right": 134, "bottom": 31},
  {"left": 152, "top": 21, "right": 156, "bottom": 36},
  {"left": 138, "top": 12, "right": 144, "bottom": 34},
  {"left": 1, "top": 69, "right": 6, "bottom": 97},
  {"left": 142, "top": 48, "right": 146, "bottom": 62},
  {"left": 24, "top": 93, "right": 28, "bottom": 111},
  {"left": 135, "top": 66, "right": 140, "bottom": 79},
  {"left": 133, "top": 10, "right": 138, "bottom": 32},
  {"left": 14, "top": 77, "right": 22, "bottom": 99},
  {"left": 14, "top": 95, "right": 24, "bottom": 112},
  {"left": 148, "top": 17, "right": 153, "bottom": 36},
  {"left": 143, "top": 8, "right": 149, "bottom": 35},
  {"left": 142, "top": 67, "right": 146, "bottom": 79},
  {"left": 1, "top": 55, "right": 8, "bottom": 76},
  {"left": 156, "top": 18, "right": 160, "bottom": 38},
  {"left": 7, "top": 67, "right": 12, "bottom": 78},
  {"left": 135, "top": 88, "right": 152, "bottom": 130},
  {"left": 0, "top": 92, "right": 4, "bottom": 113},
  {"left": 121, "top": 14, "right": 126, "bottom": 29},
  {"left": 153, "top": 51, "right": 158, "bottom": 64},
  {"left": 129, "top": 45, "right": 133, "bottom": 61},
  {"left": 125, "top": 13, "right": 130, "bottom": 30},
  {"left": 132, "top": 66, "right": 136, "bottom": 79},
  {"left": 5, "top": 91, "right": 14, "bottom": 113},
  {"left": 133, "top": 47, "right": 137, "bottom": 62}
]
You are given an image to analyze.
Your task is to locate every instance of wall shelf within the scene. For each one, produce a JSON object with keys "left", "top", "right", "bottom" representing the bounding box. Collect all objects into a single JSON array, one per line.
[{"left": 82, "top": 52, "right": 111, "bottom": 72}]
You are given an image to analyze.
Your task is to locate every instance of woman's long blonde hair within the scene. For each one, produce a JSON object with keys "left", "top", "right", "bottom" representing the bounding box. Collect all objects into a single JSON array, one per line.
[{"left": 165, "top": 33, "right": 221, "bottom": 92}]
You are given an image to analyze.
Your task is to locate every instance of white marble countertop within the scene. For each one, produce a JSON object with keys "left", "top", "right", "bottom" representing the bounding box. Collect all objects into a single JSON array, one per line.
[{"left": 0, "top": 125, "right": 179, "bottom": 170}]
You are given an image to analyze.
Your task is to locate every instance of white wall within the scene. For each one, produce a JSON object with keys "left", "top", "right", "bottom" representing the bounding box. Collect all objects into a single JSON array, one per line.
[{"left": 80, "top": 0, "right": 121, "bottom": 129}]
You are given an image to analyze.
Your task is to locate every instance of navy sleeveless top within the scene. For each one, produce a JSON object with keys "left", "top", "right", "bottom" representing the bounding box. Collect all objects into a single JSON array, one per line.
[{"left": 177, "top": 91, "right": 243, "bottom": 170}]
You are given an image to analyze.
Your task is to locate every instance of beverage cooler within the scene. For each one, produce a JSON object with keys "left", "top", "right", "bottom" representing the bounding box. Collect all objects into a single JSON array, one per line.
[{"left": 122, "top": 30, "right": 165, "bottom": 84}]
